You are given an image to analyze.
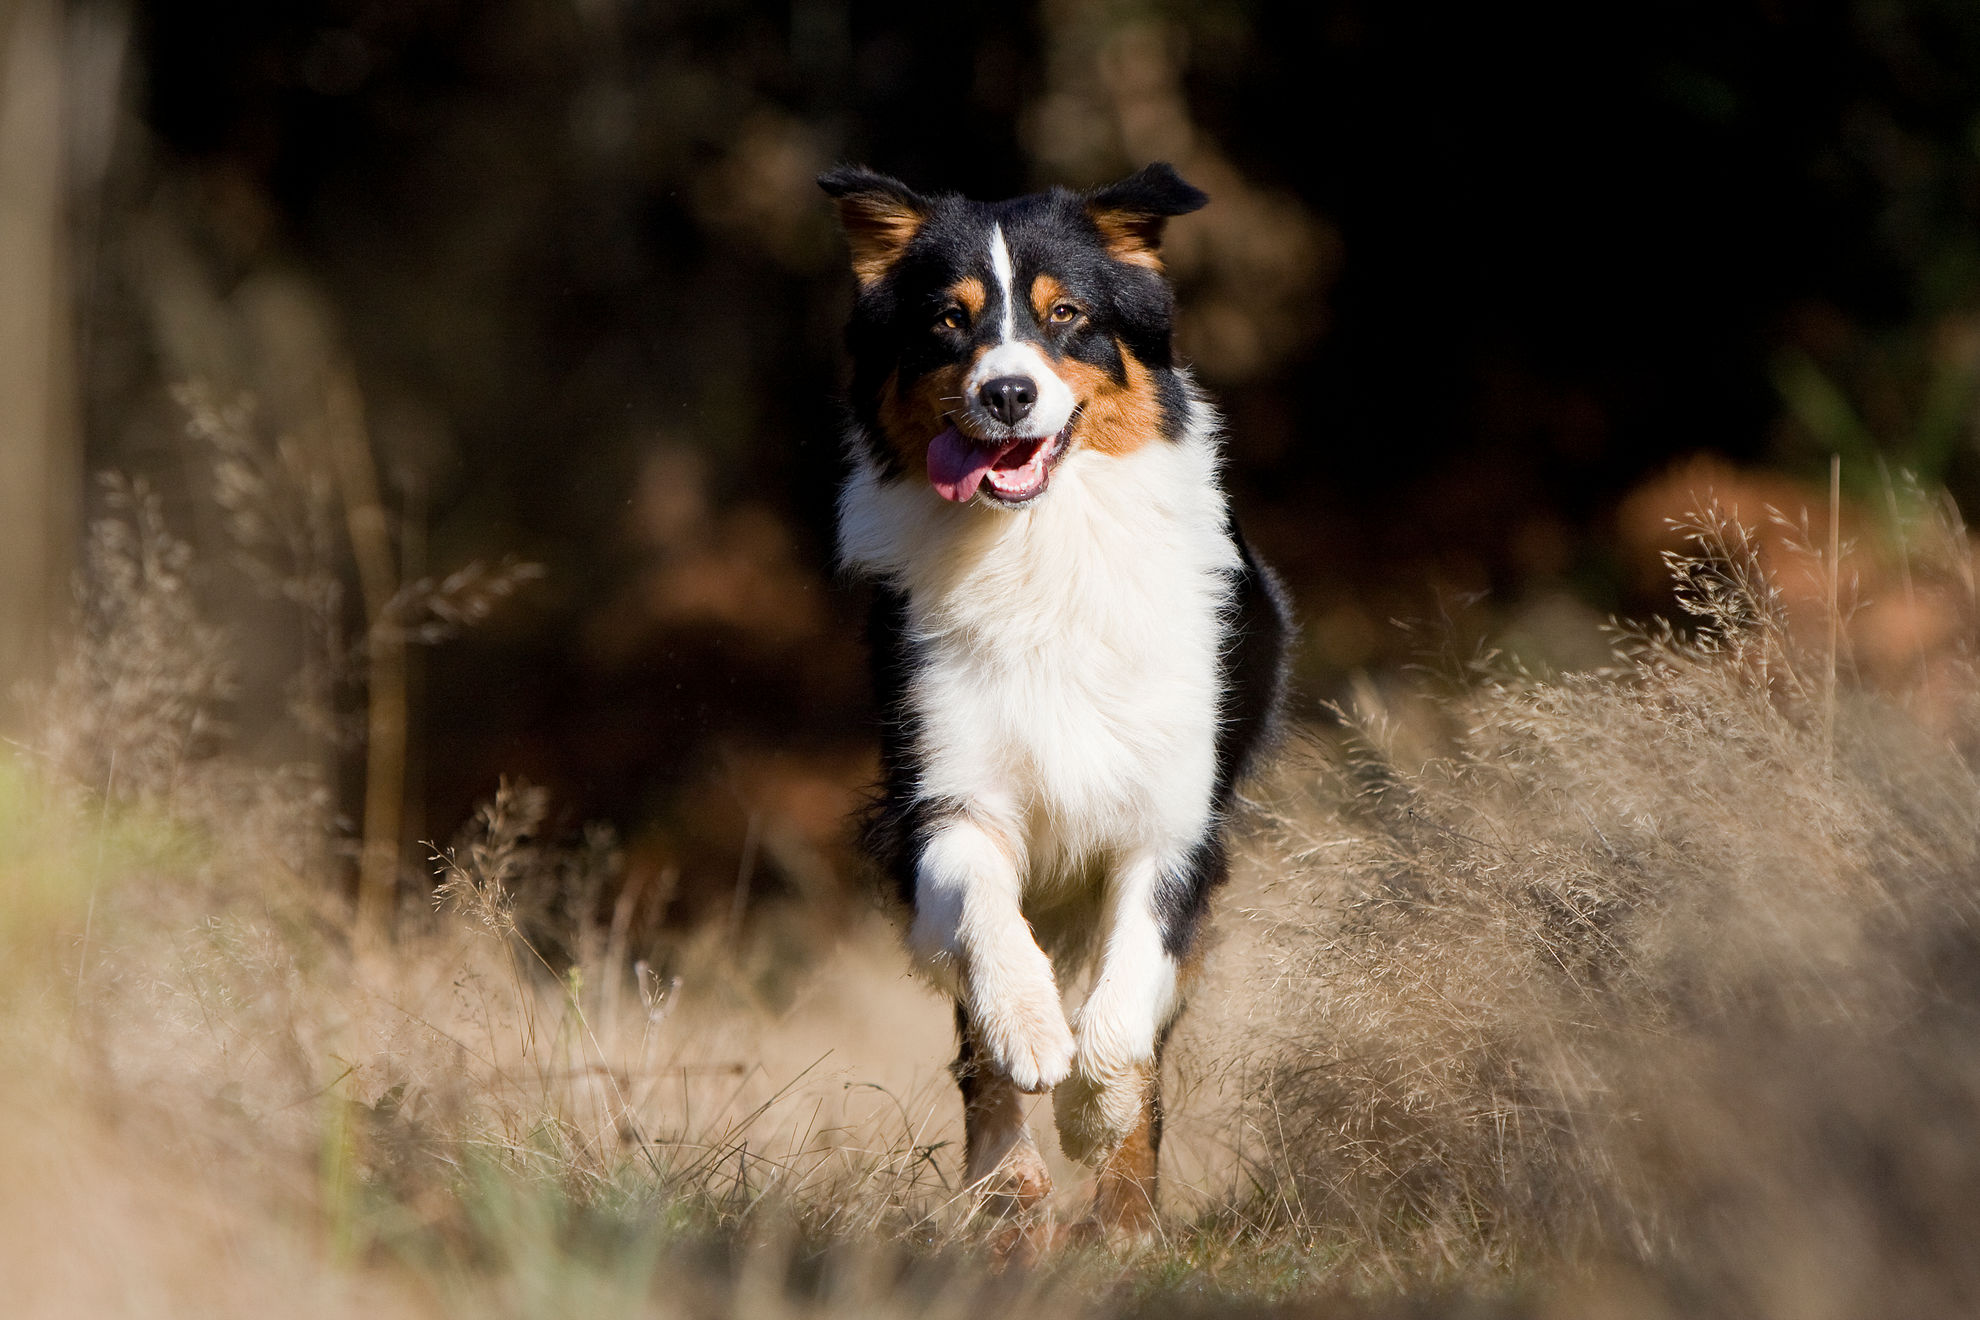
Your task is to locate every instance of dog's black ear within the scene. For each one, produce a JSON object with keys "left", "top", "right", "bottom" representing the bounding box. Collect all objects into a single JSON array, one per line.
[
  {"left": 819, "top": 166, "right": 930, "bottom": 286},
  {"left": 1085, "top": 162, "right": 1208, "bottom": 269}
]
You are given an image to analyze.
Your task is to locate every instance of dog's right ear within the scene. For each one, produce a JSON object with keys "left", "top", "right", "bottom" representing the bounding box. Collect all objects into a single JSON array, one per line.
[
  {"left": 1085, "top": 162, "right": 1207, "bottom": 270},
  {"left": 819, "top": 167, "right": 930, "bottom": 287}
]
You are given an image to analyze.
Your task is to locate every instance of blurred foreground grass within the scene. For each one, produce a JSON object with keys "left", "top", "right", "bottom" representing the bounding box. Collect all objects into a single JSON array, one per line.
[
  {"left": 0, "top": 703, "right": 1354, "bottom": 1318},
  {"left": 9, "top": 470, "right": 1980, "bottom": 1319},
  {"left": 0, "top": 748, "right": 1440, "bottom": 1319}
]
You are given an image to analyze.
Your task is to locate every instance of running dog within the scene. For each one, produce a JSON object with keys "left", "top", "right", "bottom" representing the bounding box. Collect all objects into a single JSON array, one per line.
[{"left": 821, "top": 161, "right": 1290, "bottom": 1242}]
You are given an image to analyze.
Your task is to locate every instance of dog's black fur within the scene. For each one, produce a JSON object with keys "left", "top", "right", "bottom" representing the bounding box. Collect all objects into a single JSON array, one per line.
[{"left": 822, "top": 162, "right": 1291, "bottom": 1240}]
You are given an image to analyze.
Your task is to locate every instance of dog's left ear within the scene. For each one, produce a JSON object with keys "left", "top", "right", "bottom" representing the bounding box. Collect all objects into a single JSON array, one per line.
[
  {"left": 819, "top": 166, "right": 930, "bottom": 286},
  {"left": 1085, "top": 162, "right": 1208, "bottom": 269}
]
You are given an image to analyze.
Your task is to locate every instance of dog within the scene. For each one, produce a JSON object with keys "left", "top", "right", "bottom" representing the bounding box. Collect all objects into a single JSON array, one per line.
[{"left": 820, "top": 161, "right": 1290, "bottom": 1244}]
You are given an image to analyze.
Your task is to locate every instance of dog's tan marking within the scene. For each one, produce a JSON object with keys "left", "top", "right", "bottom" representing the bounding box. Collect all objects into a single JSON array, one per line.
[
  {"left": 832, "top": 194, "right": 925, "bottom": 286},
  {"left": 951, "top": 276, "right": 987, "bottom": 321},
  {"left": 1059, "top": 346, "right": 1163, "bottom": 457},
  {"left": 959, "top": 1021, "right": 1057, "bottom": 1265},
  {"left": 1029, "top": 272, "right": 1071, "bottom": 324},
  {"left": 1091, "top": 1084, "right": 1160, "bottom": 1241},
  {"left": 879, "top": 363, "right": 970, "bottom": 473},
  {"left": 1057, "top": 1065, "right": 1159, "bottom": 1247},
  {"left": 1086, "top": 209, "right": 1166, "bottom": 271},
  {"left": 963, "top": 1067, "right": 1053, "bottom": 1215}
]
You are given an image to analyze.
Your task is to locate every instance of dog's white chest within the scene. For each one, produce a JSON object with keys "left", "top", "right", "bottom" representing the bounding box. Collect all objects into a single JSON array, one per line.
[{"left": 841, "top": 430, "right": 1240, "bottom": 872}]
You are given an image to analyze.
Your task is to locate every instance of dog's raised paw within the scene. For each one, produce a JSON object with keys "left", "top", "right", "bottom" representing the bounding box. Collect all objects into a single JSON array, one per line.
[
  {"left": 1052, "top": 1063, "right": 1150, "bottom": 1165},
  {"left": 975, "top": 987, "right": 1074, "bottom": 1093}
]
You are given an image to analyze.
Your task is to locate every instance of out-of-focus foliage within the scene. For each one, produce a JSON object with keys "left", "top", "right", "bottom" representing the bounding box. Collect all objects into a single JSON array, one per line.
[
  {"left": 14, "top": 4, "right": 1980, "bottom": 1311},
  {"left": 65, "top": 0, "right": 1980, "bottom": 918}
]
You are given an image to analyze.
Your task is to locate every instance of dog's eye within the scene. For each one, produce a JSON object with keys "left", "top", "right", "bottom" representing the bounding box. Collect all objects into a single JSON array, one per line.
[
  {"left": 938, "top": 307, "right": 968, "bottom": 331},
  {"left": 1049, "top": 302, "right": 1080, "bottom": 325}
]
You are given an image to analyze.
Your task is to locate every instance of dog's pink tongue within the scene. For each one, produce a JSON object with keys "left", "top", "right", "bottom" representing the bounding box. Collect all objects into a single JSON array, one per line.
[{"left": 927, "top": 426, "right": 999, "bottom": 503}]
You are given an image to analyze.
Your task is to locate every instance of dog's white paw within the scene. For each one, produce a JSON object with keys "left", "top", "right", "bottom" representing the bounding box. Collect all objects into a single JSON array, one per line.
[
  {"left": 974, "top": 983, "right": 1075, "bottom": 1093},
  {"left": 1054, "top": 986, "right": 1163, "bottom": 1163},
  {"left": 1052, "top": 1060, "right": 1150, "bottom": 1166}
]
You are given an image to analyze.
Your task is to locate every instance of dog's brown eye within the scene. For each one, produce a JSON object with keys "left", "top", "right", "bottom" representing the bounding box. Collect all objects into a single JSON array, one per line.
[
  {"left": 1049, "top": 302, "right": 1080, "bottom": 325},
  {"left": 939, "top": 307, "right": 968, "bottom": 331}
]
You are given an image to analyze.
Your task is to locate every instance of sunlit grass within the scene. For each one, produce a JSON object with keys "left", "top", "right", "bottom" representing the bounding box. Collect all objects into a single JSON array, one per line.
[{"left": 9, "top": 470, "right": 1980, "bottom": 1317}]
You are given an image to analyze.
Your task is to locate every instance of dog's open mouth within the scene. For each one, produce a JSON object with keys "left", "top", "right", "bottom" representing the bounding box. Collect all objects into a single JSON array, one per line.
[{"left": 927, "top": 424, "right": 1072, "bottom": 505}]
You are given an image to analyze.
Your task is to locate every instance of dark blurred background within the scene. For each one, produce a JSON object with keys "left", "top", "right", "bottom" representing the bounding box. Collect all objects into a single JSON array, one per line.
[{"left": 10, "top": 0, "right": 1980, "bottom": 927}]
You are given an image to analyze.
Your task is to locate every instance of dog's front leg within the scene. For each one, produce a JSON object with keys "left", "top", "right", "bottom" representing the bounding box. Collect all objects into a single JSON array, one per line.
[
  {"left": 909, "top": 819, "right": 1073, "bottom": 1094},
  {"left": 1054, "top": 853, "right": 1181, "bottom": 1168}
]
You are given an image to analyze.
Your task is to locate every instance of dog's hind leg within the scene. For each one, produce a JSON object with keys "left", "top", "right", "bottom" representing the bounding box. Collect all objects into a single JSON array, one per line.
[
  {"left": 954, "top": 1006, "right": 1055, "bottom": 1262},
  {"left": 1055, "top": 844, "right": 1222, "bottom": 1242},
  {"left": 954, "top": 1007, "right": 1053, "bottom": 1210},
  {"left": 1075, "top": 1051, "right": 1163, "bottom": 1245}
]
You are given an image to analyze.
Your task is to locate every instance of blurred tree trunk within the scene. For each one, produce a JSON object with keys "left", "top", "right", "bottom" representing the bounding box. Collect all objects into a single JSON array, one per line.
[{"left": 0, "top": 0, "right": 82, "bottom": 703}]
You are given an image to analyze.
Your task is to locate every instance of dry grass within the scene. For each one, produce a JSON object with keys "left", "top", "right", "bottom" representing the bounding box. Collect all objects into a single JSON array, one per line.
[
  {"left": 1226, "top": 495, "right": 1980, "bottom": 1315},
  {"left": 1, "top": 471, "right": 1298, "bottom": 1318},
  {"left": 12, "top": 453, "right": 1980, "bottom": 1317},
  {"left": 0, "top": 478, "right": 993, "bottom": 1317}
]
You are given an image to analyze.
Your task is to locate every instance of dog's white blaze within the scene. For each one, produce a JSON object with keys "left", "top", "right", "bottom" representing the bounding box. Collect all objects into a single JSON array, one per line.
[
  {"left": 840, "top": 383, "right": 1237, "bottom": 1133},
  {"left": 966, "top": 223, "right": 1076, "bottom": 442},
  {"left": 990, "top": 224, "right": 1016, "bottom": 343}
]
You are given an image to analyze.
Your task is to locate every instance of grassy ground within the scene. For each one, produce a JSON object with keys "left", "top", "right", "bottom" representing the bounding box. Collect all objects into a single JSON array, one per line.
[{"left": 6, "top": 479, "right": 1980, "bottom": 1317}]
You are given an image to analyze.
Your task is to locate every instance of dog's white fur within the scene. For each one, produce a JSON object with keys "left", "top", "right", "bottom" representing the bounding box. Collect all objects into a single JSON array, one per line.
[
  {"left": 838, "top": 389, "right": 1240, "bottom": 1156},
  {"left": 962, "top": 226, "right": 1079, "bottom": 443}
]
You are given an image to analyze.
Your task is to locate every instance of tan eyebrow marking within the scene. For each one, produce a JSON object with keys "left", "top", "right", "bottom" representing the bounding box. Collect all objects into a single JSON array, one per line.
[
  {"left": 950, "top": 276, "right": 987, "bottom": 320},
  {"left": 1030, "top": 273, "right": 1069, "bottom": 323}
]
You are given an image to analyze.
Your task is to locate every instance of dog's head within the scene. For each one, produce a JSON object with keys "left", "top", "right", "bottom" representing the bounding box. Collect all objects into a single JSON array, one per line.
[{"left": 821, "top": 163, "right": 1207, "bottom": 507}]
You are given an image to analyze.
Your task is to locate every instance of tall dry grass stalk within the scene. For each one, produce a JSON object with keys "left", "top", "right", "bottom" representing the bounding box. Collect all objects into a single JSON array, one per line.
[
  {"left": 176, "top": 379, "right": 542, "bottom": 925},
  {"left": 1231, "top": 494, "right": 1980, "bottom": 1314},
  {"left": 33, "top": 474, "right": 240, "bottom": 802}
]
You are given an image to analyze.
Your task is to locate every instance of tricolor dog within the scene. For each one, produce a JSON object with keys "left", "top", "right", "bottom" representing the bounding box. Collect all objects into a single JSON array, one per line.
[{"left": 821, "top": 162, "right": 1290, "bottom": 1241}]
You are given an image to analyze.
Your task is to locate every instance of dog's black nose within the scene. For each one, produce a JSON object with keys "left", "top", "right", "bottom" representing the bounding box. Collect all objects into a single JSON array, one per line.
[{"left": 979, "top": 376, "right": 1037, "bottom": 427}]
